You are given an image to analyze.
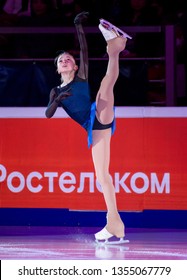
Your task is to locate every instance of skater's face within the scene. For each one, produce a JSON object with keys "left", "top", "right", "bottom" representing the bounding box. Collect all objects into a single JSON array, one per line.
[{"left": 57, "top": 53, "right": 78, "bottom": 74}]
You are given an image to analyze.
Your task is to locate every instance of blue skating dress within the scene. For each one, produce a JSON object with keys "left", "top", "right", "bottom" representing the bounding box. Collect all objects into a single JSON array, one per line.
[{"left": 55, "top": 76, "right": 115, "bottom": 148}]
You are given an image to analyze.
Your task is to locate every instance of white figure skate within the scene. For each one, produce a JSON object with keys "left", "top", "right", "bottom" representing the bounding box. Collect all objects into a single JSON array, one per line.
[
  {"left": 99, "top": 18, "right": 132, "bottom": 41},
  {"left": 95, "top": 227, "right": 129, "bottom": 245}
]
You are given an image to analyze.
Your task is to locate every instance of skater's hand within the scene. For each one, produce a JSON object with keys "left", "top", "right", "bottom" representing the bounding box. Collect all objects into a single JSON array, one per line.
[
  {"left": 74, "top": 11, "right": 89, "bottom": 25},
  {"left": 55, "top": 90, "right": 72, "bottom": 104}
]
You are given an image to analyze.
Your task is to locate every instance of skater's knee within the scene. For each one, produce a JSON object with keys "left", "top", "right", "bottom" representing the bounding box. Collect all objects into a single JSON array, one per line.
[{"left": 96, "top": 173, "right": 112, "bottom": 186}]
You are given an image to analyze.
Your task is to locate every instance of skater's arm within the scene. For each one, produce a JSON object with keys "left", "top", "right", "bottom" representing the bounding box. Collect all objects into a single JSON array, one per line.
[
  {"left": 45, "top": 89, "right": 59, "bottom": 118},
  {"left": 74, "top": 12, "right": 89, "bottom": 81},
  {"left": 45, "top": 88, "right": 71, "bottom": 118}
]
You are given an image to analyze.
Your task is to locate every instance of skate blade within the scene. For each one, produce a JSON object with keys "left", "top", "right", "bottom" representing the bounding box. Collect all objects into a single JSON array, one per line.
[
  {"left": 100, "top": 18, "right": 132, "bottom": 40},
  {"left": 95, "top": 237, "right": 129, "bottom": 245}
]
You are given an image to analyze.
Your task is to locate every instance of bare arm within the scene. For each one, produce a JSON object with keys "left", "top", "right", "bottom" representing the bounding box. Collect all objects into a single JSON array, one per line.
[{"left": 74, "top": 12, "right": 89, "bottom": 80}]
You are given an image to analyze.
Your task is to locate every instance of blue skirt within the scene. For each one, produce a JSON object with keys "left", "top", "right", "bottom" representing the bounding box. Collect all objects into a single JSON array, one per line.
[{"left": 82, "top": 102, "right": 116, "bottom": 148}]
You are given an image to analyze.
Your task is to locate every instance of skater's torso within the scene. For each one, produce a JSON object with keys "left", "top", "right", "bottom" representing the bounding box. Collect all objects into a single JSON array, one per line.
[{"left": 54, "top": 75, "right": 92, "bottom": 127}]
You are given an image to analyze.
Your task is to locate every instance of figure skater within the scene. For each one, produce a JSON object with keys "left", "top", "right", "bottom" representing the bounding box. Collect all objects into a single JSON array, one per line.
[{"left": 45, "top": 12, "right": 131, "bottom": 244}]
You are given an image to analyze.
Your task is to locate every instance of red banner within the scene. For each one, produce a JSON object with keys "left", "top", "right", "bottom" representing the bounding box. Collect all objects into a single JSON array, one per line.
[{"left": 0, "top": 107, "right": 187, "bottom": 210}]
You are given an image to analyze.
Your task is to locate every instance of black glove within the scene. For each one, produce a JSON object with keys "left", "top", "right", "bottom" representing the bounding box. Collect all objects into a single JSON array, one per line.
[{"left": 74, "top": 11, "right": 89, "bottom": 25}]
